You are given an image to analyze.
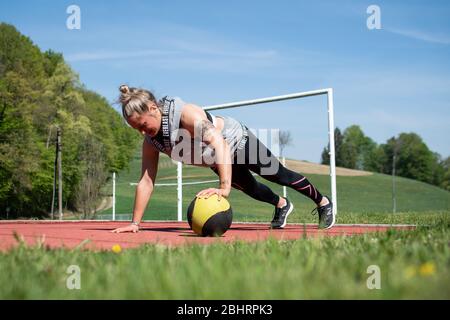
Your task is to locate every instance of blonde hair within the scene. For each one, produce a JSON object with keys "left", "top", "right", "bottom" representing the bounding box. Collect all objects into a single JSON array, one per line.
[{"left": 118, "top": 85, "right": 159, "bottom": 119}]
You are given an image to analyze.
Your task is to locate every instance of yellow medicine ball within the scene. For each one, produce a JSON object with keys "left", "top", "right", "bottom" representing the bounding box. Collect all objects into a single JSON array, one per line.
[{"left": 187, "top": 194, "right": 233, "bottom": 237}]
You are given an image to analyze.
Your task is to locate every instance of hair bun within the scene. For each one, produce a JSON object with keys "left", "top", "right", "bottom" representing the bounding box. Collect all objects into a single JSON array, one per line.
[{"left": 119, "top": 84, "right": 130, "bottom": 94}]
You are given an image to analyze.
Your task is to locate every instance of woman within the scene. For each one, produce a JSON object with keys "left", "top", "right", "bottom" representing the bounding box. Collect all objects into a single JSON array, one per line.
[{"left": 112, "top": 85, "right": 335, "bottom": 233}]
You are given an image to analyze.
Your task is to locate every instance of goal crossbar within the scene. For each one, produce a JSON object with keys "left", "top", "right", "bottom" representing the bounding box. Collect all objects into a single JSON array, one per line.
[
  {"left": 203, "top": 88, "right": 331, "bottom": 111},
  {"left": 175, "top": 88, "right": 337, "bottom": 220}
]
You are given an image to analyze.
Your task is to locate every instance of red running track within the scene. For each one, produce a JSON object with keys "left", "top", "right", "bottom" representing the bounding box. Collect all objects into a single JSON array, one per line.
[{"left": 0, "top": 220, "right": 415, "bottom": 251}]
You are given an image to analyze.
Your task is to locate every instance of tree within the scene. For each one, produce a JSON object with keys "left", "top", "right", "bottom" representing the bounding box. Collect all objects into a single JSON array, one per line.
[
  {"left": 340, "top": 125, "right": 377, "bottom": 170},
  {"left": 430, "top": 153, "right": 445, "bottom": 187},
  {"left": 318, "top": 120, "right": 446, "bottom": 189},
  {"left": 440, "top": 157, "right": 450, "bottom": 191},
  {"left": 279, "top": 130, "right": 293, "bottom": 158},
  {"left": 321, "top": 126, "right": 376, "bottom": 170},
  {"left": 364, "top": 145, "right": 387, "bottom": 173},
  {"left": 74, "top": 135, "right": 107, "bottom": 219},
  {"left": 380, "top": 133, "right": 435, "bottom": 184},
  {"left": 0, "top": 23, "right": 140, "bottom": 218},
  {"left": 321, "top": 127, "right": 343, "bottom": 166},
  {"left": 43, "top": 50, "right": 63, "bottom": 77}
]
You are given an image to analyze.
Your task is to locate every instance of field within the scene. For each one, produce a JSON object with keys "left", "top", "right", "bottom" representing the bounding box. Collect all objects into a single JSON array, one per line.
[
  {"left": 99, "top": 150, "right": 449, "bottom": 224},
  {"left": 0, "top": 150, "right": 449, "bottom": 299}
]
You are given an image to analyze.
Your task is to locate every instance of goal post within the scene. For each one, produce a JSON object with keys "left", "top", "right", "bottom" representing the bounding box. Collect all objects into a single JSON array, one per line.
[
  {"left": 174, "top": 88, "right": 337, "bottom": 220},
  {"left": 110, "top": 88, "right": 337, "bottom": 221}
]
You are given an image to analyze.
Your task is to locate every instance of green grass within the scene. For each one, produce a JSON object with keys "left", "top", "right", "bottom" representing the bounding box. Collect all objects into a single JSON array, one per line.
[
  {"left": 3, "top": 151, "right": 448, "bottom": 300},
  {"left": 1, "top": 213, "right": 449, "bottom": 299},
  {"left": 98, "top": 150, "right": 450, "bottom": 224}
]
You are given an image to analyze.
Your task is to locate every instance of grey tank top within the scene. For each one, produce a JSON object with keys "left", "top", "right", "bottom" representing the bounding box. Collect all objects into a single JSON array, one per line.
[{"left": 145, "top": 96, "right": 248, "bottom": 167}]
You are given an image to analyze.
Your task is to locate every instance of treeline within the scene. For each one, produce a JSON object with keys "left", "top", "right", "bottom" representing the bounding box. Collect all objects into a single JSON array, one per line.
[
  {"left": 0, "top": 23, "right": 140, "bottom": 218},
  {"left": 321, "top": 125, "right": 450, "bottom": 191}
]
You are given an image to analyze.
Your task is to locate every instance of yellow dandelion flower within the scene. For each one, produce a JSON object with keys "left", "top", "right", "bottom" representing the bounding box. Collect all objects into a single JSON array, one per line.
[
  {"left": 112, "top": 244, "right": 122, "bottom": 253},
  {"left": 419, "top": 262, "right": 436, "bottom": 276}
]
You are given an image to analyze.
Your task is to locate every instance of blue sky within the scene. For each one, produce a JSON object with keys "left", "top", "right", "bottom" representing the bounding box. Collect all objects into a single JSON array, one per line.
[{"left": 1, "top": 0, "right": 449, "bottom": 162}]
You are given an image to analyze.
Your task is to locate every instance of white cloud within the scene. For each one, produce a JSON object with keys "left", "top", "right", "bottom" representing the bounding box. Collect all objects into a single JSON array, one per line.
[
  {"left": 62, "top": 20, "right": 338, "bottom": 76},
  {"left": 64, "top": 20, "right": 282, "bottom": 73},
  {"left": 67, "top": 48, "right": 280, "bottom": 74},
  {"left": 385, "top": 28, "right": 450, "bottom": 45},
  {"left": 66, "top": 49, "right": 179, "bottom": 62}
]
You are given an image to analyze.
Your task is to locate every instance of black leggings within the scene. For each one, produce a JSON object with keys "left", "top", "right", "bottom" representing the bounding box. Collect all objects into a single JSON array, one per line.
[{"left": 211, "top": 129, "right": 324, "bottom": 207}]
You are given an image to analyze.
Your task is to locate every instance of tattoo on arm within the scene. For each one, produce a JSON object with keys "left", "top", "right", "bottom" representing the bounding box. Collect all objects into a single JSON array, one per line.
[{"left": 199, "top": 120, "right": 215, "bottom": 142}]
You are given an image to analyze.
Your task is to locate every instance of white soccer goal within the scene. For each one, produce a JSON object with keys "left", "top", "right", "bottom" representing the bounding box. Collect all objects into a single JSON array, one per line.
[{"left": 111, "top": 88, "right": 337, "bottom": 221}]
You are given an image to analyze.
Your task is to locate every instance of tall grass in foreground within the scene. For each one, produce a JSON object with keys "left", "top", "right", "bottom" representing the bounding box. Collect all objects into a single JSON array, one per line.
[{"left": 0, "top": 214, "right": 449, "bottom": 299}]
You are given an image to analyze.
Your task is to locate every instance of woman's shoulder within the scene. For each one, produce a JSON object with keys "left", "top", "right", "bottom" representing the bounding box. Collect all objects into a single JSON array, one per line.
[
  {"left": 160, "top": 96, "right": 189, "bottom": 113},
  {"left": 174, "top": 96, "right": 188, "bottom": 107},
  {"left": 162, "top": 95, "right": 186, "bottom": 105}
]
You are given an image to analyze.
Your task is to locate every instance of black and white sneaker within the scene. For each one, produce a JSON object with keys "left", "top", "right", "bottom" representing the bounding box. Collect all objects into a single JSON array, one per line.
[
  {"left": 270, "top": 198, "right": 294, "bottom": 229},
  {"left": 311, "top": 196, "right": 335, "bottom": 229}
]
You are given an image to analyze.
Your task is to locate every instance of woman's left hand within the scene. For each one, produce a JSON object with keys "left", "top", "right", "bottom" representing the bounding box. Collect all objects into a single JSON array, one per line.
[{"left": 196, "top": 188, "right": 230, "bottom": 200}]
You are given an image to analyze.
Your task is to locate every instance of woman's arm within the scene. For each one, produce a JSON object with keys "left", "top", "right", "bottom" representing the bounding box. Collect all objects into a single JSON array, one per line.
[
  {"left": 181, "top": 104, "right": 232, "bottom": 199},
  {"left": 112, "top": 139, "right": 159, "bottom": 233}
]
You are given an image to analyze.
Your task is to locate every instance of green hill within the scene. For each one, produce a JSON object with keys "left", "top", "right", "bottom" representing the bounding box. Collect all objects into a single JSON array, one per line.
[{"left": 99, "top": 148, "right": 450, "bottom": 224}]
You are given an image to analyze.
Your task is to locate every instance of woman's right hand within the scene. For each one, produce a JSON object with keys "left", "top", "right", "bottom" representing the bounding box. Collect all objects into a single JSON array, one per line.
[{"left": 111, "top": 224, "right": 139, "bottom": 233}]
